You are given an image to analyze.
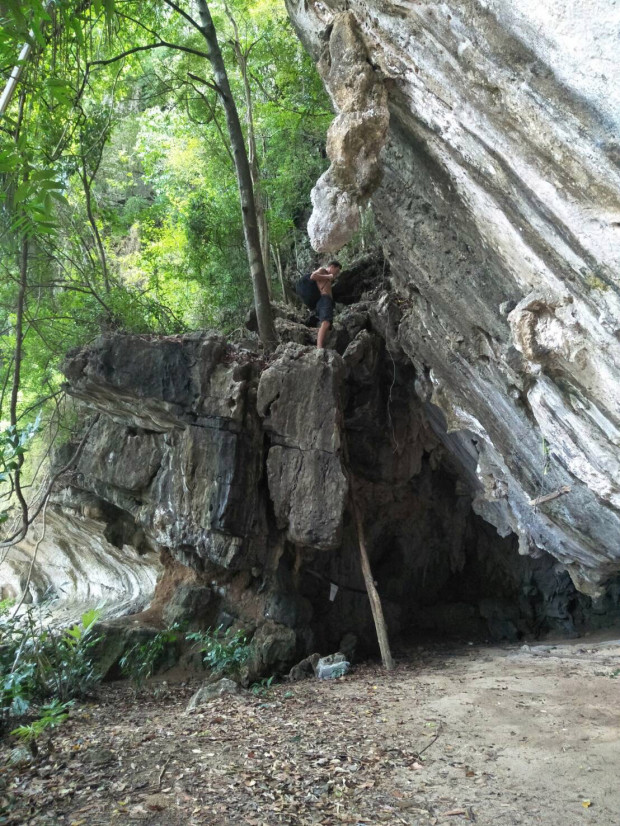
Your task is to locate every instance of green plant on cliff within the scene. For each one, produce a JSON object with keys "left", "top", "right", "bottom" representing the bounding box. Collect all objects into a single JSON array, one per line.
[{"left": 187, "top": 625, "right": 251, "bottom": 678}]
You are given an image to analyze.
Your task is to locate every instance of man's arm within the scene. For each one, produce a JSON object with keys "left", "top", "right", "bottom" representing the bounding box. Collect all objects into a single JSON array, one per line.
[{"left": 310, "top": 267, "right": 333, "bottom": 281}]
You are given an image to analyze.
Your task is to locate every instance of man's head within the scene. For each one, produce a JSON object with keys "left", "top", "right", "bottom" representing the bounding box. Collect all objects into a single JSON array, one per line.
[{"left": 326, "top": 260, "right": 342, "bottom": 276}]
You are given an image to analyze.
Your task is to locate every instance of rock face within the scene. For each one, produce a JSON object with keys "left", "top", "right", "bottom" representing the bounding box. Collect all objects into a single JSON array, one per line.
[
  {"left": 4, "top": 296, "right": 620, "bottom": 671},
  {"left": 5, "top": 5, "right": 620, "bottom": 674},
  {"left": 0, "top": 508, "right": 159, "bottom": 619},
  {"left": 63, "top": 334, "right": 266, "bottom": 572},
  {"left": 307, "top": 11, "right": 390, "bottom": 251},
  {"left": 4, "top": 3, "right": 620, "bottom": 667},
  {"left": 258, "top": 347, "right": 347, "bottom": 549},
  {"left": 287, "top": 0, "right": 620, "bottom": 594}
]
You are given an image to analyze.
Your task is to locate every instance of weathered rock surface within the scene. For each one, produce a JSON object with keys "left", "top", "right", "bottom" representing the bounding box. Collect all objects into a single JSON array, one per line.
[
  {"left": 63, "top": 334, "right": 266, "bottom": 573},
  {"left": 5, "top": 4, "right": 620, "bottom": 675},
  {"left": 307, "top": 11, "right": 390, "bottom": 251},
  {"left": 288, "top": 652, "right": 320, "bottom": 681},
  {"left": 4, "top": 272, "right": 620, "bottom": 673},
  {"left": 287, "top": 0, "right": 620, "bottom": 593},
  {"left": 0, "top": 508, "right": 160, "bottom": 619},
  {"left": 258, "top": 345, "right": 347, "bottom": 549}
]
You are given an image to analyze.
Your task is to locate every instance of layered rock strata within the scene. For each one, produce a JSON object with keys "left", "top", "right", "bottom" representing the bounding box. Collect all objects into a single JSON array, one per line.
[
  {"left": 287, "top": 0, "right": 620, "bottom": 593},
  {"left": 0, "top": 507, "right": 159, "bottom": 619},
  {"left": 4, "top": 306, "right": 617, "bottom": 673}
]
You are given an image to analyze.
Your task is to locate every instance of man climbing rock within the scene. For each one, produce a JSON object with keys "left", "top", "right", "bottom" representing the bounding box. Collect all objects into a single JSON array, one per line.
[{"left": 310, "top": 260, "right": 341, "bottom": 349}]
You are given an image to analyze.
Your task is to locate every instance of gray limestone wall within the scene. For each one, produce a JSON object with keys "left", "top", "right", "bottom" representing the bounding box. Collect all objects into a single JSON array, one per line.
[
  {"left": 286, "top": 0, "right": 620, "bottom": 596},
  {"left": 2, "top": 314, "right": 617, "bottom": 671}
]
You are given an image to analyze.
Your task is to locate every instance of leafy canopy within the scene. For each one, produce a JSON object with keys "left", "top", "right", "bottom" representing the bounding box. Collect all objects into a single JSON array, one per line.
[{"left": 0, "top": 0, "right": 332, "bottom": 515}]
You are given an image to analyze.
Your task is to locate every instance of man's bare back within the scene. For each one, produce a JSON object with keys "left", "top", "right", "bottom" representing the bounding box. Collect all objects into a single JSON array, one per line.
[{"left": 310, "top": 261, "right": 341, "bottom": 349}]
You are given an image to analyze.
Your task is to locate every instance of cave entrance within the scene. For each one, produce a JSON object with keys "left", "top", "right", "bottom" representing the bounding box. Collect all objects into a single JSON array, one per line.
[
  {"left": 300, "top": 339, "right": 620, "bottom": 658},
  {"left": 302, "top": 456, "right": 598, "bottom": 658}
]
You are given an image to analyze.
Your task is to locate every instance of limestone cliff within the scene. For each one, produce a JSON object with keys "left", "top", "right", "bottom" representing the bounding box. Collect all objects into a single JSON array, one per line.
[
  {"left": 287, "top": 0, "right": 620, "bottom": 594},
  {"left": 3, "top": 1, "right": 620, "bottom": 670},
  {"left": 4, "top": 286, "right": 617, "bottom": 674}
]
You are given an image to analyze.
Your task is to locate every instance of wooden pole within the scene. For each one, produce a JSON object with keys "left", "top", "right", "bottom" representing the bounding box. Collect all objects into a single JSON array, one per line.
[{"left": 350, "top": 483, "right": 395, "bottom": 670}]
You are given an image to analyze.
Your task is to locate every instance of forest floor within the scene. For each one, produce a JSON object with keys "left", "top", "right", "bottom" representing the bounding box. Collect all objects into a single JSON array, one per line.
[{"left": 1, "top": 635, "right": 619, "bottom": 826}]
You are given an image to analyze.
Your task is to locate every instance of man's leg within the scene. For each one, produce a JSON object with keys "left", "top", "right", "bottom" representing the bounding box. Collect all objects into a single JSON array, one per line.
[{"left": 317, "top": 320, "right": 330, "bottom": 349}]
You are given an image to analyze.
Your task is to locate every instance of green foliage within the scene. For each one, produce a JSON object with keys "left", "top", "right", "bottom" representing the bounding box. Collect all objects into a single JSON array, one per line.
[
  {"left": 187, "top": 626, "right": 251, "bottom": 678},
  {"left": 0, "top": 0, "right": 335, "bottom": 488},
  {"left": 250, "top": 674, "right": 275, "bottom": 696},
  {"left": 0, "top": 598, "right": 14, "bottom": 617},
  {"left": 0, "top": 417, "right": 40, "bottom": 524},
  {"left": 0, "top": 606, "right": 101, "bottom": 730},
  {"left": 48, "top": 608, "right": 102, "bottom": 700},
  {"left": 10, "top": 698, "right": 73, "bottom": 750},
  {"left": 118, "top": 625, "right": 181, "bottom": 691}
]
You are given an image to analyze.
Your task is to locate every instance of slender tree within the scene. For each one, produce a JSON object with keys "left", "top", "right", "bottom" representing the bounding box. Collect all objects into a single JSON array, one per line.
[
  {"left": 163, "top": 0, "right": 277, "bottom": 349},
  {"left": 225, "top": 3, "right": 271, "bottom": 294}
]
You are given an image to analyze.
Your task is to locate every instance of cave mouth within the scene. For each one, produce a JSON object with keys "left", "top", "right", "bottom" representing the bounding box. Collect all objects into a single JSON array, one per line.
[
  {"left": 374, "top": 511, "right": 582, "bottom": 647},
  {"left": 300, "top": 468, "right": 620, "bottom": 659},
  {"left": 296, "top": 330, "right": 620, "bottom": 657}
]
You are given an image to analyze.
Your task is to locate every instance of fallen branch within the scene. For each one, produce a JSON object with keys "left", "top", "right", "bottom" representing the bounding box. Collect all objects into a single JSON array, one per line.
[
  {"left": 529, "top": 486, "right": 571, "bottom": 507},
  {"left": 416, "top": 721, "right": 443, "bottom": 758},
  {"left": 341, "top": 428, "right": 394, "bottom": 670},
  {"left": 350, "top": 482, "right": 394, "bottom": 671},
  {"left": 158, "top": 756, "right": 172, "bottom": 789}
]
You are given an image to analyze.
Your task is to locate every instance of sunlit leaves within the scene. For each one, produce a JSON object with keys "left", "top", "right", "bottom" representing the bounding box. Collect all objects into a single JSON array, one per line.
[{"left": 0, "top": 0, "right": 331, "bottom": 431}]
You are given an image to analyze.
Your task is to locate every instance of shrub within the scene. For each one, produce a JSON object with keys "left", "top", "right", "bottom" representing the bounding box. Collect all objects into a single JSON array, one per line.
[
  {"left": 0, "top": 605, "right": 101, "bottom": 731},
  {"left": 187, "top": 626, "right": 251, "bottom": 678},
  {"left": 118, "top": 625, "right": 181, "bottom": 692}
]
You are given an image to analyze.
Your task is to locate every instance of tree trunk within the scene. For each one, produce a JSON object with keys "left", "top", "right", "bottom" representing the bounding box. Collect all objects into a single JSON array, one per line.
[
  {"left": 226, "top": 10, "right": 272, "bottom": 296},
  {"left": 80, "top": 154, "right": 110, "bottom": 293},
  {"left": 9, "top": 232, "right": 31, "bottom": 539},
  {"left": 195, "top": 0, "right": 276, "bottom": 349}
]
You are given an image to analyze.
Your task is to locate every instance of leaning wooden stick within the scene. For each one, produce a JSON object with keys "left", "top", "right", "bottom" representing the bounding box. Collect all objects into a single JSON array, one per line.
[{"left": 350, "top": 484, "right": 395, "bottom": 671}]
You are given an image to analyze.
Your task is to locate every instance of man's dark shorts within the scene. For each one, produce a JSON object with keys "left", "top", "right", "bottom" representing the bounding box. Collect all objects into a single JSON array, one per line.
[{"left": 316, "top": 295, "right": 334, "bottom": 324}]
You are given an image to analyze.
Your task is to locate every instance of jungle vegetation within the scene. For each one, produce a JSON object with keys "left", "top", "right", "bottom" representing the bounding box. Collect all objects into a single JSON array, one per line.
[{"left": 0, "top": 0, "right": 343, "bottom": 539}]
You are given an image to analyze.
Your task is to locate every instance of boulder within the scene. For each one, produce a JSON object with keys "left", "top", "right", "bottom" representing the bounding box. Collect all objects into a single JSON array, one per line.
[
  {"left": 187, "top": 678, "right": 241, "bottom": 711},
  {"left": 241, "top": 621, "right": 297, "bottom": 685},
  {"left": 288, "top": 652, "right": 320, "bottom": 682}
]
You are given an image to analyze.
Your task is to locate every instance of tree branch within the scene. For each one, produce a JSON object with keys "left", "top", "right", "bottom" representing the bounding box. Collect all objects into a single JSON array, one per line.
[
  {"left": 187, "top": 71, "right": 220, "bottom": 95},
  {"left": 186, "top": 79, "right": 234, "bottom": 164},
  {"left": 162, "top": 0, "right": 205, "bottom": 36},
  {"left": 87, "top": 40, "right": 210, "bottom": 69},
  {"left": 0, "top": 414, "right": 100, "bottom": 548}
]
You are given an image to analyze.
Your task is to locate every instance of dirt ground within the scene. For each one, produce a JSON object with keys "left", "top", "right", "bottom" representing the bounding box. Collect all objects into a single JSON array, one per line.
[{"left": 2, "top": 636, "right": 619, "bottom": 826}]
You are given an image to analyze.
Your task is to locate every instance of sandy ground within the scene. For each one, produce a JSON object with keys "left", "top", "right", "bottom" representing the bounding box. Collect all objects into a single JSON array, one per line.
[
  {"left": 385, "top": 638, "right": 620, "bottom": 825},
  {"left": 2, "top": 637, "right": 619, "bottom": 825}
]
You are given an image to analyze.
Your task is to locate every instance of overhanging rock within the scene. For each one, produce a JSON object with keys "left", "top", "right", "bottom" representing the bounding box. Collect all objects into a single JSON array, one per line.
[{"left": 287, "top": 0, "right": 620, "bottom": 593}]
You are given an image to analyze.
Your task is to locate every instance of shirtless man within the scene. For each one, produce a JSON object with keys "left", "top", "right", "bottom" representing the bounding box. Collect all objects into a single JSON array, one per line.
[{"left": 310, "top": 260, "right": 341, "bottom": 349}]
